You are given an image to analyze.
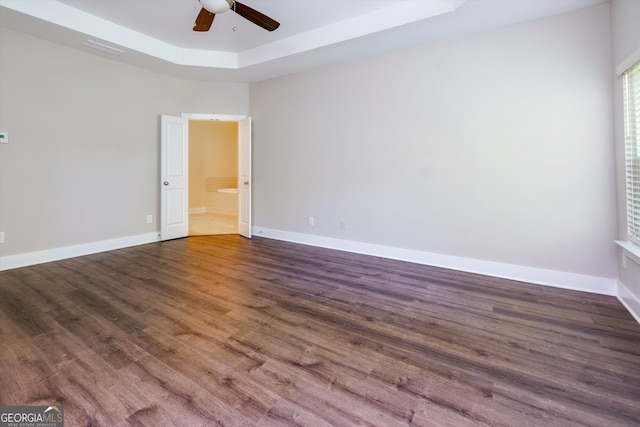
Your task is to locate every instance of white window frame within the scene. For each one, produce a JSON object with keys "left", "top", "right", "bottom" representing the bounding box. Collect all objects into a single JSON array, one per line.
[{"left": 617, "top": 46, "right": 640, "bottom": 259}]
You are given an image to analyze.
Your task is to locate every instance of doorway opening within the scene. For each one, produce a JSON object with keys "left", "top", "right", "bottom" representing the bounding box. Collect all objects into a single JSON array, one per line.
[
  {"left": 160, "top": 113, "right": 251, "bottom": 241},
  {"left": 187, "top": 119, "right": 238, "bottom": 236}
]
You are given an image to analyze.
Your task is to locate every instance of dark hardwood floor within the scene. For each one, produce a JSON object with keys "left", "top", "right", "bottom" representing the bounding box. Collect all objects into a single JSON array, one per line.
[{"left": 1, "top": 235, "right": 639, "bottom": 426}]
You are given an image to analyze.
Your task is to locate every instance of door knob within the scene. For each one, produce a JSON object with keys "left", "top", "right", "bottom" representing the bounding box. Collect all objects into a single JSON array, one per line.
[{"left": 163, "top": 181, "right": 169, "bottom": 186}]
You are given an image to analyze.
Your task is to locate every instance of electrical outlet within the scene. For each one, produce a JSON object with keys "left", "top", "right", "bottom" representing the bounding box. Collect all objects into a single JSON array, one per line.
[
  {"left": 0, "top": 232, "right": 5, "bottom": 243},
  {"left": 340, "top": 219, "right": 348, "bottom": 230},
  {"left": 146, "top": 215, "right": 153, "bottom": 224},
  {"left": 308, "top": 216, "right": 315, "bottom": 226},
  {"left": 622, "top": 253, "right": 627, "bottom": 269}
]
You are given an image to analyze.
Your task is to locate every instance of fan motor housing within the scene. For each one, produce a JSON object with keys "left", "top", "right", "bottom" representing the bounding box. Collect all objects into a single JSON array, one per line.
[{"left": 200, "top": 0, "right": 233, "bottom": 14}]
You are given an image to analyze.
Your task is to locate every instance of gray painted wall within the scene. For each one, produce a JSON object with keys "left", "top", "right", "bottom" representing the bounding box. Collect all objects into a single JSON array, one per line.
[
  {"left": 0, "top": 28, "right": 248, "bottom": 256},
  {"left": 250, "top": 4, "right": 617, "bottom": 281}
]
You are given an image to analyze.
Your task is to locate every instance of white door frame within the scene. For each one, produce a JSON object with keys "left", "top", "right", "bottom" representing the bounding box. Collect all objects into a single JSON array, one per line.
[
  {"left": 182, "top": 113, "right": 247, "bottom": 122},
  {"left": 181, "top": 113, "right": 251, "bottom": 238}
]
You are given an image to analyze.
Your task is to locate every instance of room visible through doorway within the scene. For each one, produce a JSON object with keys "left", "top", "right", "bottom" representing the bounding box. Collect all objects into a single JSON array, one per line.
[{"left": 188, "top": 119, "right": 239, "bottom": 236}]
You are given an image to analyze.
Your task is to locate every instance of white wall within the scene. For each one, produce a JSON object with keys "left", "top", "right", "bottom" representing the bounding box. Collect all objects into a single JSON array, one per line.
[
  {"left": 0, "top": 28, "right": 248, "bottom": 259},
  {"left": 611, "top": 0, "right": 640, "bottom": 319},
  {"left": 250, "top": 4, "right": 617, "bottom": 288}
]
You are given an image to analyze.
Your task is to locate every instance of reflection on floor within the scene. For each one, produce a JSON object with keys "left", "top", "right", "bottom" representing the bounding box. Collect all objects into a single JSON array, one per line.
[{"left": 189, "top": 212, "right": 237, "bottom": 235}]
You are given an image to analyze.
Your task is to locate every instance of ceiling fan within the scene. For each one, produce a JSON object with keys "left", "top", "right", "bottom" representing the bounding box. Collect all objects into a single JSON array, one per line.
[{"left": 193, "top": 0, "right": 280, "bottom": 32}]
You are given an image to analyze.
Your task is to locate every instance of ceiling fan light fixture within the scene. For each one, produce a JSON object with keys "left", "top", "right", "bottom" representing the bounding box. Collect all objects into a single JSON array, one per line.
[
  {"left": 194, "top": 0, "right": 279, "bottom": 33},
  {"left": 199, "top": 0, "right": 233, "bottom": 14}
]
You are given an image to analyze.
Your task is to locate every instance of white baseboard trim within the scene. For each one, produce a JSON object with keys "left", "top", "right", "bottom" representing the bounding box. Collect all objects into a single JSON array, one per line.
[
  {"left": 0, "top": 227, "right": 620, "bottom": 299},
  {"left": 253, "top": 227, "right": 617, "bottom": 296},
  {"left": 0, "top": 232, "right": 160, "bottom": 271},
  {"left": 617, "top": 281, "right": 640, "bottom": 324}
]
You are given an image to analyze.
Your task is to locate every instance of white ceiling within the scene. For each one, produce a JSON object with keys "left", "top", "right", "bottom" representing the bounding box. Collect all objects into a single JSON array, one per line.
[{"left": 0, "top": 0, "right": 607, "bottom": 83}]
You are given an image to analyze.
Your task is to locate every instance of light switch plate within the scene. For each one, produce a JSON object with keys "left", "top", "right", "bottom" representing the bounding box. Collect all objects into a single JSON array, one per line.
[{"left": 0, "top": 132, "right": 8, "bottom": 144}]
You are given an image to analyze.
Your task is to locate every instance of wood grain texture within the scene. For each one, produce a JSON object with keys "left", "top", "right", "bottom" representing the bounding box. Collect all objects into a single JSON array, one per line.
[{"left": 1, "top": 235, "right": 639, "bottom": 426}]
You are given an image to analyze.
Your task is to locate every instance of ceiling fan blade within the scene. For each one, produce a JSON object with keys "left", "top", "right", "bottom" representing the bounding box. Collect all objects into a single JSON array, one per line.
[
  {"left": 233, "top": 1, "right": 280, "bottom": 32},
  {"left": 193, "top": 7, "right": 215, "bottom": 32}
]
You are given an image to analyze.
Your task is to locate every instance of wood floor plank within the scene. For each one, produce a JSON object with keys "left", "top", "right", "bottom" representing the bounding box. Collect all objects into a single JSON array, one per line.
[
  {"left": 117, "top": 355, "right": 249, "bottom": 427},
  {"left": 1, "top": 235, "right": 639, "bottom": 426}
]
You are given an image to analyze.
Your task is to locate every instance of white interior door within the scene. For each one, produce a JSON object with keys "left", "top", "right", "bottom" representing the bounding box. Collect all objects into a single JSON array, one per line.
[
  {"left": 238, "top": 117, "right": 252, "bottom": 238},
  {"left": 160, "top": 115, "right": 188, "bottom": 240}
]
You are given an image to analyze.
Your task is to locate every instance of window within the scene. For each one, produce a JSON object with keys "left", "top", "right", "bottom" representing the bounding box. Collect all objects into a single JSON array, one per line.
[{"left": 623, "top": 59, "right": 640, "bottom": 245}]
